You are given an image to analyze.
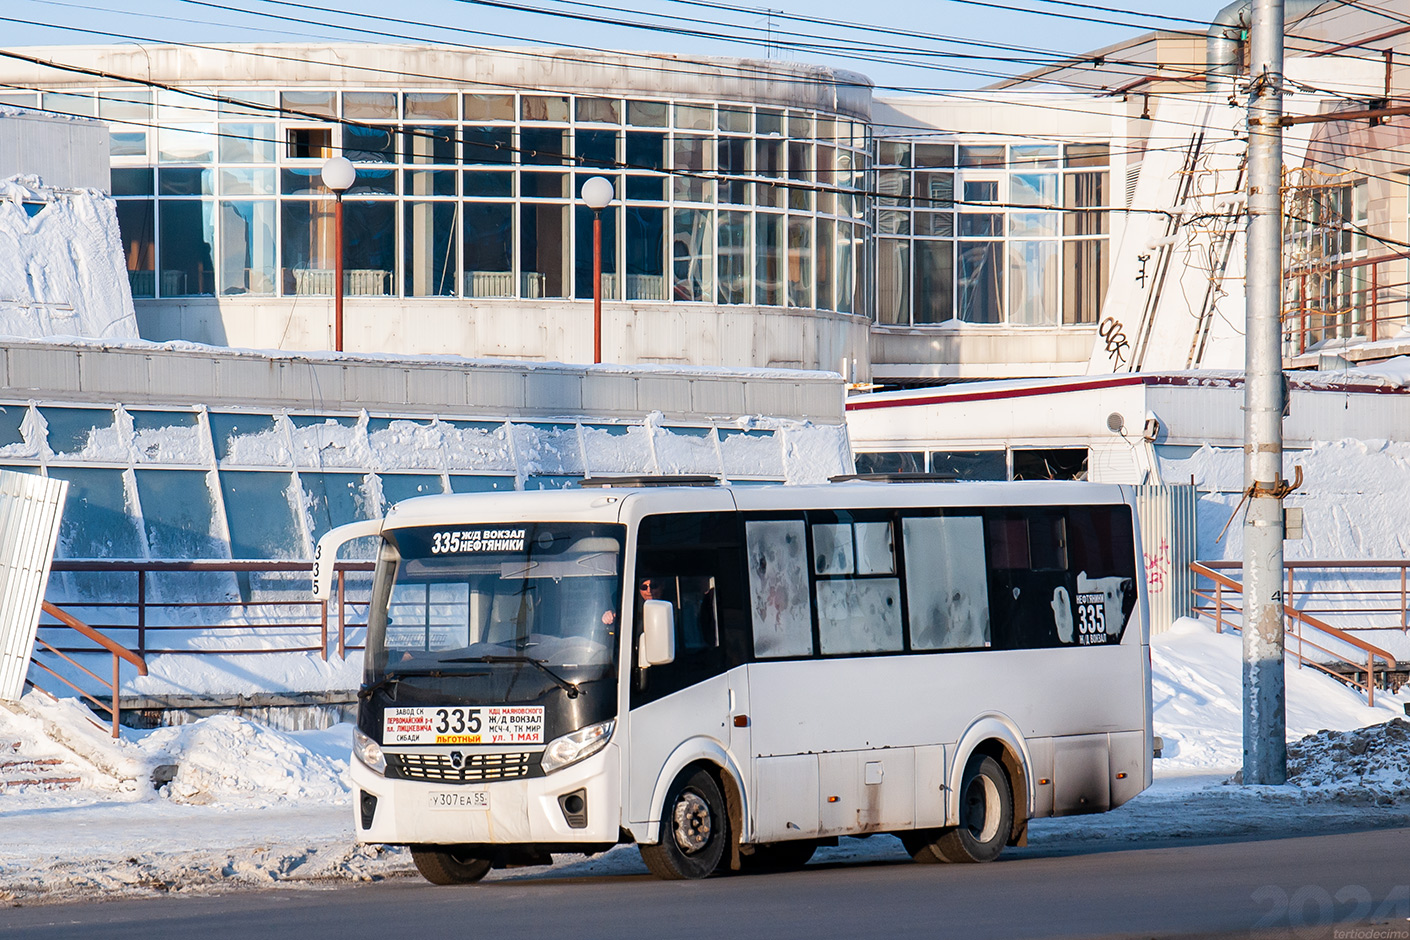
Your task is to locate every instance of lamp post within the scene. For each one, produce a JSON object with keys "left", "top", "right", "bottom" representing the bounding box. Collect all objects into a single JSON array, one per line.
[
  {"left": 321, "top": 156, "right": 356, "bottom": 352},
  {"left": 580, "top": 176, "right": 614, "bottom": 364}
]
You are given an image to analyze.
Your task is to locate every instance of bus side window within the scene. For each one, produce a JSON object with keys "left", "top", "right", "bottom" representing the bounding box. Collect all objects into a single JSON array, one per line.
[
  {"left": 985, "top": 511, "right": 1071, "bottom": 649},
  {"left": 902, "top": 514, "right": 990, "bottom": 651},
  {"left": 631, "top": 512, "right": 748, "bottom": 708}
]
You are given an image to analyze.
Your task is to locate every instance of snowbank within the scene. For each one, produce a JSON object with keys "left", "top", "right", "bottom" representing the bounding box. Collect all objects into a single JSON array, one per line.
[
  {"left": 0, "top": 175, "right": 139, "bottom": 341},
  {"left": 1152, "top": 616, "right": 1409, "bottom": 770}
]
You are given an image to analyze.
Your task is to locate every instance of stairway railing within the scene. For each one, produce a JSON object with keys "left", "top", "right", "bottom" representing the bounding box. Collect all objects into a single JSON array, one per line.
[
  {"left": 1190, "top": 562, "right": 1395, "bottom": 707},
  {"left": 28, "top": 602, "right": 148, "bottom": 737}
]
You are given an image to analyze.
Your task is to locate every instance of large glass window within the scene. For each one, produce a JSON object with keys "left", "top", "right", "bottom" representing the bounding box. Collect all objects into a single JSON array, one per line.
[
  {"left": 343, "top": 201, "right": 396, "bottom": 296},
  {"left": 219, "top": 201, "right": 276, "bottom": 296},
  {"left": 625, "top": 206, "right": 667, "bottom": 301},
  {"left": 281, "top": 200, "right": 334, "bottom": 295},
  {"left": 405, "top": 201, "right": 458, "bottom": 297},
  {"left": 575, "top": 204, "right": 618, "bottom": 299},
  {"left": 104, "top": 84, "right": 869, "bottom": 314},
  {"left": 521, "top": 203, "right": 569, "bottom": 298},
  {"left": 717, "top": 210, "right": 749, "bottom": 305},
  {"left": 116, "top": 200, "right": 156, "bottom": 299},
  {"left": 673, "top": 208, "right": 713, "bottom": 302},
  {"left": 755, "top": 212, "right": 783, "bottom": 307},
  {"left": 159, "top": 201, "right": 215, "bottom": 296},
  {"left": 875, "top": 135, "right": 1108, "bottom": 328}
]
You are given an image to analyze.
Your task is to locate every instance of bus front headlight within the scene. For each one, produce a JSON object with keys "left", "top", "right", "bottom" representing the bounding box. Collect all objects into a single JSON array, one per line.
[
  {"left": 353, "top": 727, "right": 386, "bottom": 774},
  {"left": 540, "top": 719, "right": 614, "bottom": 774}
]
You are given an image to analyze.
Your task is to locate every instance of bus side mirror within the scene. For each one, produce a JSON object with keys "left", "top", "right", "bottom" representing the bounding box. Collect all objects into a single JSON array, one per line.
[{"left": 640, "top": 600, "right": 676, "bottom": 667}]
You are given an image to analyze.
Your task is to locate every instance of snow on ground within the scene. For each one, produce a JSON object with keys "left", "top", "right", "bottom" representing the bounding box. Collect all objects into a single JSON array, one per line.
[{"left": 2, "top": 615, "right": 1409, "bottom": 906}]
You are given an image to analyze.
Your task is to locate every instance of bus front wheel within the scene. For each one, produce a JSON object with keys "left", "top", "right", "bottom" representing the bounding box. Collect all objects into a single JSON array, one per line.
[
  {"left": 640, "top": 768, "right": 729, "bottom": 880},
  {"left": 908, "top": 754, "right": 1012, "bottom": 864},
  {"left": 410, "top": 845, "right": 493, "bottom": 884}
]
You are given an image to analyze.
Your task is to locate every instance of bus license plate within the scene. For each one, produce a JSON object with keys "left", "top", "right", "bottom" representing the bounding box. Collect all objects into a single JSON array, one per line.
[{"left": 428, "top": 790, "right": 490, "bottom": 811}]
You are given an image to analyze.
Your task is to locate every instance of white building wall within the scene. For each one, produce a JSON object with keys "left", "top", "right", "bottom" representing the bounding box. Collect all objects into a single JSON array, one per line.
[{"left": 0, "top": 107, "right": 109, "bottom": 191}]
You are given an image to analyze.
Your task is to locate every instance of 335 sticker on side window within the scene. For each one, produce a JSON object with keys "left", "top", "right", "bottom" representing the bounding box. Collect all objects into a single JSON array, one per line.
[
  {"left": 383, "top": 706, "right": 545, "bottom": 745},
  {"left": 1075, "top": 592, "right": 1109, "bottom": 645}
]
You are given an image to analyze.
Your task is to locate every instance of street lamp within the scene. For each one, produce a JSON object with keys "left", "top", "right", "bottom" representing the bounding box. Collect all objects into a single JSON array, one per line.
[
  {"left": 580, "top": 176, "right": 614, "bottom": 364},
  {"left": 321, "top": 156, "right": 356, "bottom": 352}
]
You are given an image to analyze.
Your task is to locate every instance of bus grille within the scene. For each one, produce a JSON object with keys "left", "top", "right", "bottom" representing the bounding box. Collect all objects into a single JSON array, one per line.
[{"left": 386, "top": 751, "right": 538, "bottom": 783}]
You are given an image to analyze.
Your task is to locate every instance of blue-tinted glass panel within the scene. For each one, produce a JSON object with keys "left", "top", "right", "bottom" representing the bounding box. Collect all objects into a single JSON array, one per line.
[
  {"left": 379, "top": 473, "right": 444, "bottom": 506},
  {"left": 448, "top": 475, "right": 516, "bottom": 493},
  {"left": 290, "top": 414, "right": 356, "bottom": 429},
  {"left": 465, "top": 171, "right": 512, "bottom": 197},
  {"left": 462, "top": 126, "right": 514, "bottom": 165},
  {"left": 574, "top": 204, "right": 617, "bottom": 299},
  {"left": 40, "top": 407, "right": 114, "bottom": 457},
  {"left": 583, "top": 423, "right": 632, "bottom": 437},
  {"left": 346, "top": 168, "right": 396, "bottom": 196},
  {"left": 46, "top": 467, "right": 143, "bottom": 559},
  {"left": 111, "top": 168, "right": 154, "bottom": 196},
  {"left": 220, "top": 471, "right": 303, "bottom": 559},
  {"left": 129, "top": 410, "right": 197, "bottom": 433},
  {"left": 344, "top": 124, "right": 396, "bottom": 163},
  {"left": 209, "top": 413, "right": 278, "bottom": 462},
  {"left": 158, "top": 167, "right": 214, "bottom": 196},
  {"left": 300, "top": 472, "right": 376, "bottom": 549},
  {"left": 135, "top": 469, "right": 223, "bottom": 559},
  {"left": 0, "top": 405, "right": 25, "bottom": 447}
]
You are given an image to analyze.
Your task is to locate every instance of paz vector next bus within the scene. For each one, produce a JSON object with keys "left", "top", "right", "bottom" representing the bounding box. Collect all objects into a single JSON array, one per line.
[{"left": 312, "top": 476, "right": 1152, "bottom": 883}]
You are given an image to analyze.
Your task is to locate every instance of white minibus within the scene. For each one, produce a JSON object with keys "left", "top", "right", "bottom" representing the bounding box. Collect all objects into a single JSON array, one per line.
[{"left": 313, "top": 476, "right": 1151, "bottom": 882}]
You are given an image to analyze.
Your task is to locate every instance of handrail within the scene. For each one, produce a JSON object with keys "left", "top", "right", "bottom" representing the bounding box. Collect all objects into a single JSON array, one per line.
[
  {"left": 32, "top": 602, "right": 149, "bottom": 737},
  {"left": 46, "top": 559, "right": 375, "bottom": 661},
  {"left": 1190, "top": 561, "right": 1395, "bottom": 707},
  {"left": 41, "top": 602, "right": 148, "bottom": 675}
]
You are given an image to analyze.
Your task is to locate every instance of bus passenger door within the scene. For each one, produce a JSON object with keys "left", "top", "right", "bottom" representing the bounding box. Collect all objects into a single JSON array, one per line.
[{"left": 623, "top": 510, "right": 751, "bottom": 835}]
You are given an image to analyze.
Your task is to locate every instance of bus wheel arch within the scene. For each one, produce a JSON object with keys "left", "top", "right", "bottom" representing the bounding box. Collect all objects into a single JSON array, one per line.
[
  {"left": 640, "top": 762, "right": 732, "bottom": 879},
  {"left": 951, "top": 717, "right": 1032, "bottom": 849}
]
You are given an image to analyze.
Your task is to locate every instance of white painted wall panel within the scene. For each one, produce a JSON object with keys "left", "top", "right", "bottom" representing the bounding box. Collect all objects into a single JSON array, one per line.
[{"left": 0, "top": 469, "right": 67, "bottom": 700}]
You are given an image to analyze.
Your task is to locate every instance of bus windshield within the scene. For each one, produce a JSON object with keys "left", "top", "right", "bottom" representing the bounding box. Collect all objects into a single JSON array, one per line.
[{"left": 366, "top": 523, "right": 626, "bottom": 683}]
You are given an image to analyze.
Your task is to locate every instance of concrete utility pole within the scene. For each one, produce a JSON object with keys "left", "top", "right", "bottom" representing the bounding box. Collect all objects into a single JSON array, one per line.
[{"left": 1242, "top": 0, "right": 1288, "bottom": 786}]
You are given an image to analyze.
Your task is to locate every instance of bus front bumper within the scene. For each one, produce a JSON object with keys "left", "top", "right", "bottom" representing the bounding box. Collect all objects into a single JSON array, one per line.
[{"left": 349, "top": 744, "right": 621, "bottom": 847}]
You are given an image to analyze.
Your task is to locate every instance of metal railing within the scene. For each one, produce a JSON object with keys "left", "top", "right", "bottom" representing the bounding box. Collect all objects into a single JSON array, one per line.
[
  {"left": 42, "top": 560, "right": 375, "bottom": 662},
  {"left": 29, "top": 601, "right": 148, "bottom": 737},
  {"left": 1194, "top": 559, "right": 1410, "bottom": 632},
  {"left": 1284, "top": 251, "right": 1410, "bottom": 357},
  {"left": 1190, "top": 561, "right": 1396, "bottom": 707}
]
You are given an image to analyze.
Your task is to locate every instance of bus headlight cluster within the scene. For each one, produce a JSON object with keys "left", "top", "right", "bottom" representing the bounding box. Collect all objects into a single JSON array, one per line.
[
  {"left": 353, "top": 727, "right": 386, "bottom": 774},
  {"left": 540, "top": 719, "right": 615, "bottom": 774}
]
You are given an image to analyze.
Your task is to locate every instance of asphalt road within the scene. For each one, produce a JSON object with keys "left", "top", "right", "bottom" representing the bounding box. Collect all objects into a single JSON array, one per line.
[{"left": 3, "top": 826, "right": 1409, "bottom": 940}]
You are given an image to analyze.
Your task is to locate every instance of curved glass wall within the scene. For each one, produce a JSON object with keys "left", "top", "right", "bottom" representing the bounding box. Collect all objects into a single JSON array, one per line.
[{"left": 72, "top": 86, "right": 870, "bottom": 316}]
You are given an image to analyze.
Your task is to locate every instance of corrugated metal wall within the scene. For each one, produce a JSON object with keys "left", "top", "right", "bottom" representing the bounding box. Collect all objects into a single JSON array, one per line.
[
  {"left": 0, "top": 470, "right": 67, "bottom": 700},
  {"left": 1133, "top": 484, "right": 1198, "bottom": 636}
]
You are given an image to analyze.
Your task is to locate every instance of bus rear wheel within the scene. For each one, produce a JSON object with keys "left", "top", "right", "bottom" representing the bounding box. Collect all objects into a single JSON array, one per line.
[
  {"left": 908, "top": 755, "right": 1012, "bottom": 864},
  {"left": 640, "top": 768, "right": 729, "bottom": 880},
  {"left": 410, "top": 845, "right": 493, "bottom": 884}
]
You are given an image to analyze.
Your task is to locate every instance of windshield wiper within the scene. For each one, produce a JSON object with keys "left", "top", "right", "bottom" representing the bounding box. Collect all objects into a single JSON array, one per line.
[
  {"left": 439, "top": 655, "right": 581, "bottom": 698},
  {"left": 358, "top": 674, "right": 402, "bottom": 701},
  {"left": 358, "top": 667, "right": 465, "bottom": 700}
]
